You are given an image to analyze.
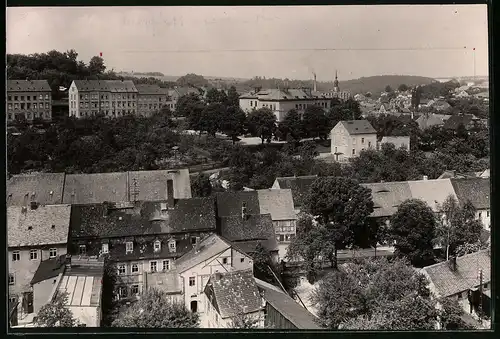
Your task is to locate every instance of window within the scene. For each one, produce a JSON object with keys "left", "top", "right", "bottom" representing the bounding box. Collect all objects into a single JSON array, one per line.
[
  {"left": 222, "top": 257, "right": 228, "bottom": 264},
  {"left": 49, "top": 248, "right": 57, "bottom": 258},
  {"left": 189, "top": 277, "right": 196, "bottom": 286},
  {"left": 169, "top": 241, "right": 176, "bottom": 250},
  {"left": 131, "top": 285, "right": 139, "bottom": 295},
  {"left": 352, "top": 149, "right": 356, "bottom": 155},
  {"left": 12, "top": 251, "right": 20, "bottom": 261},
  {"left": 8, "top": 104, "right": 12, "bottom": 109},
  {"left": 30, "top": 249, "right": 38, "bottom": 260},
  {"left": 457, "top": 292, "right": 463, "bottom": 300},
  {"left": 8, "top": 95, "right": 11, "bottom": 101},
  {"left": 118, "top": 264, "right": 126, "bottom": 275},
  {"left": 487, "top": 211, "right": 490, "bottom": 217},
  {"left": 45, "top": 94, "right": 49, "bottom": 100},
  {"left": 33, "top": 95, "right": 36, "bottom": 100},
  {"left": 126, "top": 241, "right": 133, "bottom": 253},
  {"left": 14, "top": 96, "right": 18, "bottom": 101},
  {"left": 79, "top": 244, "right": 86, "bottom": 255},
  {"left": 162, "top": 260, "right": 170, "bottom": 271},
  {"left": 479, "top": 212, "right": 482, "bottom": 218},
  {"left": 131, "top": 264, "right": 139, "bottom": 273},
  {"left": 39, "top": 94, "right": 43, "bottom": 100},
  {"left": 21, "top": 95, "right": 25, "bottom": 100},
  {"left": 118, "top": 286, "right": 127, "bottom": 298},
  {"left": 368, "top": 141, "right": 372, "bottom": 148},
  {"left": 9, "top": 274, "right": 15, "bottom": 285},
  {"left": 191, "top": 237, "right": 198, "bottom": 245},
  {"left": 352, "top": 138, "right": 356, "bottom": 145},
  {"left": 102, "top": 243, "right": 109, "bottom": 254},
  {"left": 154, "top": 241, "right": 161, "bottom": 252},
  {"left": 240, "top": 258, "right": 245, "bottom": 263},
  {"left": 150, "top": 261, "right": 157, "bottom": 272},
  {"left": 361, "top": 138, "right": 365, "bottom": 144}
]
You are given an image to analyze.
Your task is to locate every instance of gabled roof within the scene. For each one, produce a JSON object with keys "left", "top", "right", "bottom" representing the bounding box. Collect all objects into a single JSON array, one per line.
[
  {"left": 416, "top": 114, "right": 448, "bottom": 130},
  {"left": 360, "top": 182, "right": 413, "bottom": 218},
  {"left": 443, "top": 114, "right": 478, "bottom": 130},
  {"left": 422, "top": 250, "right": 491, "bottom": 298},
  {"left": 7, "top": 80, "right": 51, "bottom": 92},
  {"left": 72, "top": 80, "right": 138, "bottom": 93},
  {"left": 240, "top": 88, "right": 324, "bottom": 101},
  {"left": 255, "top": 278, "right": 321, "bottom": 329},
  {"left": 8, "top": 204, "right": 71, "bottom": 247},
  {"left": 168, "top": 87, "right": 200, "bottom": 98},
  {"left": 220, "top": 214, "right": 275, "bottom": 242},
  {"left": 257, "top": 189, "right": 296, "bottom": 220},
  {"left": 128, "top": 169, "right": 192, "bottom": 200},
  {"left": 336, "top": 120, "right": 377, "bottom": 135},
  {"left": 216, "top": 191, "right": 260, "bottom": 217},
  {"left": 407, "top": 179, "right": 458, "bottom": 212},
  {"left": 31, "top": 255, "right": 67, "bottom": 285},
  {"left": 232, "top": 239, "right": 279, "bottom": 255},
  {"left": 175, "top": 234, "right": 249, "bottom": 273},
  {"left": 205, "top": 269, "right": 262, "bottom": 318},
  {"left": 450, "top": 178, "right": 490, "bottom": 210},
  {"left": 135, "top": 84, "right": 170, "bottom": 95},
  {"left": 63, "top": 172, "right": 128, "bottom": 204},
  {"left": 7, "top": 173, "right": 65, "bottom": 206},
  {"left": 274, "top": 175, "right": 319, "bottom": 209},
  {"left": 70, "top": 198, "right": 216, "bottom": 239}
]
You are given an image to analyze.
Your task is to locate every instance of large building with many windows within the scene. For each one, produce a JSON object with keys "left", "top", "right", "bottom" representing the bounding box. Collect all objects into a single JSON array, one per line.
[
  {"left": 135, "top": 84, "right": 171, "bottom": 117},
  {"left": 68, "top": 80, "right": 139, "bottom": 118},
  {"left": 7, "top": 80, "right": 52, "bottom": 123}
]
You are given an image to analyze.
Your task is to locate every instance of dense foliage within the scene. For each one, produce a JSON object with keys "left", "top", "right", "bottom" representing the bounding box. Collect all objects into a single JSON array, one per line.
[
  {"left": 112, "top": 288, "right": 199, "bottom": 328},
  {"left": 34, "top": 292, "right": 81, "bottom": 327}
]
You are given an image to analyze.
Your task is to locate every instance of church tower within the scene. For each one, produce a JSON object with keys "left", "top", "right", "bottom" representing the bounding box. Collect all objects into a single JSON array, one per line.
[{"left": 333, "top": 70, "right": 340, "bottom": 92}]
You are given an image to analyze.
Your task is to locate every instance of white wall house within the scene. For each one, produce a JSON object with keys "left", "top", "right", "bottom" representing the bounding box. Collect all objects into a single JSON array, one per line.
[{"left": 331, "top": 120, "right": 378, "bottom": 162}]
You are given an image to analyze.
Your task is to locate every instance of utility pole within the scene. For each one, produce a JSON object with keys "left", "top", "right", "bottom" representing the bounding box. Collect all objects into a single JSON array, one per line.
[{"left": 478, "top": 268, "right": 483, "bottom": 324}]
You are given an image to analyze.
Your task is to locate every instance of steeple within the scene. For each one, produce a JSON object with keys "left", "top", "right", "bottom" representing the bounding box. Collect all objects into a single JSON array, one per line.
[{"left": 333, "top": 70, "right": 340, "bottom": 92}]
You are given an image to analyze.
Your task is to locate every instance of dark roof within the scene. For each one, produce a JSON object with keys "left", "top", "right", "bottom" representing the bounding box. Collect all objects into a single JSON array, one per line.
[
  {"left": 443, "top": 114, "right": 478, "bottom": 130},
  {"left": 7, "top": 80, "right": 51, "bottom": 92},
  {"left": 216, "top": 191, "right": 261, "bottom": 217},
  {"left": 220, "top": 214, "right": 274, "bottom": 242},
  {"left": 274, "top": 175, "right": 319, "bottom": 208},
  {"left": 135, "top": 84, "right": 170, "bottom": 96},
  {"left": 205, "top": 269, "right": 262, "bottom": 318},
  {"left": 31, "top": 255, "right": 67, "bottom": 285},
  {"left": 422, "top": 249, "right": 491, "bottom": 298},
  {"left": 73, "top": 80, "right": 138, "bottom": 93},
  {"left": 451, "top": 178, "right": 490, "bottom": 210},
  {"left": 232, "top": 239, "right": 279, "bottom": 255},
  {"left": 338, "top": 120, "right": 377, "bottom": 135},
  {"left": 7, "top": 173, "right": 65, "bottom": 206},
  {"left": 70, "top": 198, "right": 216, "bottom": 239},
  {"left": 109, "top": 237, "right": 193, "bottom": 262},
  {"left": 255, "top": 278, "right": 321, "bottom": 329},
  {"left": 257, "top": 189, "right": 296, "bottom": 220}
]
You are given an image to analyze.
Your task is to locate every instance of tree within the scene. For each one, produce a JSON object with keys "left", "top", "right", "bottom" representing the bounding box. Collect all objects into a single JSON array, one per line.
[
  {"left": 455, "top": 241, "right": 489, "bottom": 257},
  {"left": 199, "top": 103, "right": 224, "bottom": 136},
  {"left": 247, "top": 108, "right": 276, "bottom": 144},
  {"left": 175, "top": 93, "right": 203, "bottom": 118},
  {"left": 439, "top": 297, "right": 475, "bottom": 330},
  {"left": 302, "top": 105, "right": 329, "bottom": 140},
  {"left": 191, "top": 173, "right": 212, "bottom": 197},
  {"left": 278, "top": 109, "right": 303, "bottom": 141},
  {"left": 220, "top": 106, "right": 247, "bottom": 143},
  {"left": 304, "top": 177, "right": 374, "bottom": 268},
  {"left": 385, "top": 85, "right": 393, "bottom": 93},
  {"left": 205, "top": 88, "right": 227, "bottom": 105},
  {"left": 230, "top": 311, "right": 262, "bottom": 329},
  {"left": 398, "top": 84, "right": 409, "bottom": 92},
  {"left": 435, "top": 195, "right": 483, "bottom": 258},
  {"left": 390, "top": 199, "right": 437, "bottom": 267},
  {"left": 112, "top": 288, "right": 199, "bottom": 328},
  {"left": 226, "top": 86, "right": 240, "bottom": 108},
  {"left": 34, "top": 292, "right": 80, "bottom": 327},
  {"left": 88, "top": 56, "right": 106, "bottom": 75},
  {"left": 298, "top": 141, "right": 318, "bottom": 161}
]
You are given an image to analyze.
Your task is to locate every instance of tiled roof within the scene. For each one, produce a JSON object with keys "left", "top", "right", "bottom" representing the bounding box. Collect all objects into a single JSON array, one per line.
[
  {"left": 257, "top": 189, "right": 296, "bottom": 221},
  {"left": 422, "top": 250, "right": 491, "bottom": 298},
  {"left": 443, "top": 114, "right": 478, "bottom": 130},
  {"left": 70, "top": 198, "right": 216, "bottom": 239},
  {"left": 407, "top": 179, "right": 458, "bottom": 212},
  {"left": 220, "top": 214, "right": 275, "bottom": 242},
  {"left": 31, "top": 255, "right": 66, "bottom": 285},
  {"left": 451, "top": 178, "right": 490, "bottom": 210},
  {"left": 240, "top": 88, "right": 325, "bottom": 101},
  {"left": 338, "top": 120, "right": 377, "bottom": 135},
  {"left": 63, "top": 172, "right": 129, "bottom": 204},
  {"left": 206, "top": 269, "right": 262, "bottom": 318},
  {"left": 175, "top": 234, "right": 236, "bottom": 273},
  {"left": 216, "top": 191, "right": 261, "bottom": 217},
  {"left": 7, "top": 80, "right": 51, "bottom": 92},
  {"left": 135, "top": 84, "right": 170, "bottom": 96},
  {"left": 8, "top": 204, "right": 71, "bottom": 247},
  {"left": 72, "top": 80, "right": 138, "bottom": 93},
  {"left": 360, "top": 182, "right": 413, "bottom": 218},
  {"left": 168, "top": 87, "right": 200, "bottom": 98},
  {"left": 109, "top": 237, "right": 193, "bottom": 262},
  {"left": 274, "top": 175, "right": 319, "bottom": 209},
  {"left": 128, "top": 169, "right": 192, "bottom": 200},
  {"left": 255, "top": 278, "right": 321, "bottom": 329},
  {"left": 416, "top": 114, "right": 447, "bottom": 130},
  {"left": 232, "top": 239, "right": 279, "bottom": 255},
  {"left": 7, "top": 173, "right": 65, "bottom": 206}
]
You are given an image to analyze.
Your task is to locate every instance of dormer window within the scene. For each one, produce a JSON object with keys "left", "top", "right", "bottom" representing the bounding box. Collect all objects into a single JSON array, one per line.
[
  {"left": 160, "top": 203, "right": 167, "bottom": 211},
  {"left": 49, "top": 191, "right": 54, "bottom": 196},
  {"left": 154, "top": 240, "right": 161, "bottom": 252},
  {"left": 126, "top": 241, "right": 134, "bottom": 254},
  {"left": 168, "top": 239, "right": 176, "bottom": 253},
  {"left": 102, "top": 243, "right": 109, "bottom": 254}
]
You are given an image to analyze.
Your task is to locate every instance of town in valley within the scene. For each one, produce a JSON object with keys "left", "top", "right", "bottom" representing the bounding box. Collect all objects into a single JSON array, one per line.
[{"left": 6, "top": 5, "right": 491, "bottom": 331}]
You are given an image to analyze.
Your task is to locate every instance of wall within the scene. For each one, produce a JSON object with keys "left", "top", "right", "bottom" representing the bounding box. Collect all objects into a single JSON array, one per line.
[
  {"left": 137, "top": 94, "right": 169, "bottom": 117},
  {"left": 7, "top": 91, "right": 52, "bottom": 122},
  {"left": 8, "top": 244, "right": 67, "bottom": 297},
  {"left": 180, "top": 247, "right": 253, "bottom": 315},
  {"left": 204, "top": 294, "right": 264, "bottom": 329},
  {"left": 32, "top": 275, "right": 61, "bottom": 314},
  {"left": 331, "top": 124, "right": 376, "bottom": 161},
  {"left": 239, "top": 98, "right": 331, "bottom": 123},
  {"left": 265, "top": 303, "right": 298, "bottom": 329}
]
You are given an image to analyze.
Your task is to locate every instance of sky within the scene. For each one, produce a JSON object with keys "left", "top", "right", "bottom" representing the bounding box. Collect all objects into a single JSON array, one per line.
[{"left": 6, "top": 5, "right": 489, "bottom": 81}]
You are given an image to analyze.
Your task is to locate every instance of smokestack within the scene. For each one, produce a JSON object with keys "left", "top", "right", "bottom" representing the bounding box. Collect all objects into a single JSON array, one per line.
[
  {"left": 167, "top": 179, "right": 175, "bottom": 209},
  {"left": 313, "top": 73, "right": 317, "bottom": 92},
  {"left": 448, "top": 256, "right": 457, "bottom": 271}
]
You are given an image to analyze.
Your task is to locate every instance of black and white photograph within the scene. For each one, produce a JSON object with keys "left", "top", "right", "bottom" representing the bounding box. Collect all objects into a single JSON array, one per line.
[{"left": 6, "top": 4, "right": 491, "bottom": 330}]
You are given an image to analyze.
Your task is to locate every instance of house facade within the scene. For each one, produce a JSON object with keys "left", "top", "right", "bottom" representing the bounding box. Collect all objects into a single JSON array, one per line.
[
  {"left": 7, "top": 80, "right": 52, "bottom": 123},
  {"left": 174, "top": 234, "right": 254, "bottom": 324},
  {"left": 272, "top": 175, "right": 319, "bottom": 214},
  {"left": 7, "top": 204, "right": 71, "bottom": 320},
  {"left": 135, "top": 84, "right": 171, "bottom": 117},
  {"left": 451, "top": 178, "right": 490, "bottom": 230},
  {"left": 330, "top": 120, "right": 378, "bottom": 161}
]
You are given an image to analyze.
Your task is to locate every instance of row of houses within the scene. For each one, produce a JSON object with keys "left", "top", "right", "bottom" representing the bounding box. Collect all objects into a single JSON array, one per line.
[{"left": 6, "top": 79, "right": 199, "bottom": 123}]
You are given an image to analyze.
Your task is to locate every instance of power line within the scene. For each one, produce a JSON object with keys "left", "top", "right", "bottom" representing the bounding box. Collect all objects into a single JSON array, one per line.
[{"left": 122, "top": 47, "right": 470, "bottom": 54}]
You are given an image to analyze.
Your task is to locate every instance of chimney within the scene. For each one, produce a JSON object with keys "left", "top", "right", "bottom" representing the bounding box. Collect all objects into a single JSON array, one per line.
[
  {"left": 30, "top": 201, "right": 38, "bottom": 210},
  {"left": 313, "top": 73, "right": 317, "bottom": 92},
  {"left": 423, "top": 175, "right": 428, "bottom": 181},
  {"left": 448, "top": 256, "right": 457, "bottom": 271},
  {"left": 241, "top": 202, "right": 247, "bottom": 219},
  {"left": 167, "top": 179, "right": 175, "bottom": 209},
  {"left": 102, "top": 202, "right": 109, "bottom": 217},
  {"left": 65, "top": 255, "right": 72, "bottom": 270}
]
